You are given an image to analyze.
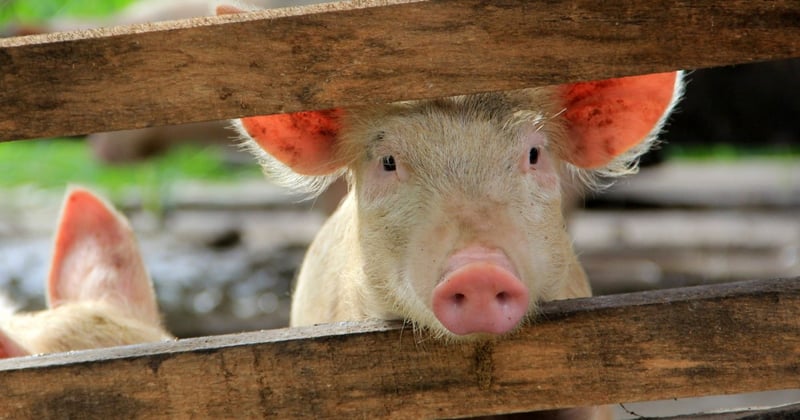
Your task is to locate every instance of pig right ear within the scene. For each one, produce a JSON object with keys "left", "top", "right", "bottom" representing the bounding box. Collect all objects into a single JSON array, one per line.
[
  {"left": 0, "top": 330, "right": 28, "bottom": 358},
  {"left": 47, "top": 187, "right": 161, "bottom": 327},
  {"left": 559, "top": 71, "right": 682, "bottom": 170},
  {"left": 238, "top": 109, "right": 346, "bottom": 176}
]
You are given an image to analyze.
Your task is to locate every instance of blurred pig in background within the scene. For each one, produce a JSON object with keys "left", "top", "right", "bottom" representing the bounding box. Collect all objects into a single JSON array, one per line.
[{"left": 0, "top": 187, "right": 172, "bottom": 358}]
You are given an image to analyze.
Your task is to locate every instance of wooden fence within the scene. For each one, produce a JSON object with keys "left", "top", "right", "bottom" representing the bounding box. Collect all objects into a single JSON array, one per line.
[
  {"left": 0, "top": 279, "right": 798, "bottom": 418},
  {"left": 2, "top": 0, "right": 799, "bottom": 141},
  {"left": 1, "top": 0, "right": 799, "bottom": 418}
]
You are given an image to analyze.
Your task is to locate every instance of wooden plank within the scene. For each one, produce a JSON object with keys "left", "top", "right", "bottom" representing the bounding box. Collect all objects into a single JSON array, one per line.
[
  {"left": 1, "top": 0, "right": 798, "bottom": 141},
  {"left": 0, "top": 278, "right": 797, "bottom": 419}
]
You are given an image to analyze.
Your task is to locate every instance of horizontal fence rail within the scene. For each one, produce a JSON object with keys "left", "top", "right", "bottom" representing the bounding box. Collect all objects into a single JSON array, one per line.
[
  {"left": 1, "top": 0, "right": 799, "bottom": 141},
  {"left": 0, "top": 278, "right": 797, "bottom": 419}
]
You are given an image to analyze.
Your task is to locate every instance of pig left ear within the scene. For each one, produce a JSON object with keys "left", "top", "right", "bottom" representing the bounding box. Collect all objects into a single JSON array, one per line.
[
  {"left": 239, "top": 109, "right": 345, "bottom": 176},
  {"left": 47, "top": 187, "right": 161, "bottom": 326},
  {"left": 560, "top": 71, "right": 682, "bottom": 169}
]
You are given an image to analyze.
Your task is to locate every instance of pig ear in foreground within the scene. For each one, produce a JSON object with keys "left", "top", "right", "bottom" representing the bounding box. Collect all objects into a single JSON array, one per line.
[
  {"left": 215, "top": 6, "right": 347, "bottom": 189},
  {"left": 46, "top": 187, "right": 161, "bottom": 327},
  {"left": 559, "top": 71, "right": 683, "bottom": 171},
  {"left": 234, "top": 109, "right": 347, "bottom": 196},
  {"left": 238, "top": 109, "right": 345, "bottom": 175}
]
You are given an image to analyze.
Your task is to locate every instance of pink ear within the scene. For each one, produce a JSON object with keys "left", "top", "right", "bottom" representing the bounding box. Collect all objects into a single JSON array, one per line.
[
  {"left": 560, "top": 71, "right": 679, "bottom": 169},
  {"left": 241, "top": 108, "right": 344, "bottom": 175},
  {"left": 47, "top": 187, "right": 160, "bottom": 326},
  {"left": 0, "top": 330, "right": 28, "bottom": 359}
]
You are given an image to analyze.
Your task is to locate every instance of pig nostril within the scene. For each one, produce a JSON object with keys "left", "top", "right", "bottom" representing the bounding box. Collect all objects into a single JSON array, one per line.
[
  {"left": 496, "top": 291, "right": 508, "bottom": 303},
  {"left": 453, "top": 293, "right": 465, "bottom": 305}
]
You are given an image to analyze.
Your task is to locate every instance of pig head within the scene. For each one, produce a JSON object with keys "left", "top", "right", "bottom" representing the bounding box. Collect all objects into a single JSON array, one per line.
[
  {"left": 235, "top": 72, "right": 682, "bottom": 339},
  {"left": 0, "top": 187, "right": 172, "bottom": 358}
]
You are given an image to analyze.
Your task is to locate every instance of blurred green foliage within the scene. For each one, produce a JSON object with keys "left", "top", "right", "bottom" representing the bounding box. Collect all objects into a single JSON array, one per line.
[
  {"left": 0, "top": 139, "right": 262, "bottom": 213},
  {"left": 666, "top": 144, "right": 800, "bottom": 161},
  {"left": 0, "top": 139, "right": 258, "bottom": 189},
  {"left": 0, "top": 0, "right": 136, "bottom": 25},
  {"left": 0, "top": 0, "right": 267, "bottom": 214}
]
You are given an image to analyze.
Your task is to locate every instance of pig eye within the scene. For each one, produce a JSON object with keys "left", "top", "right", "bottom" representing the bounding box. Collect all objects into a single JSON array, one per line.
[
  {"left": 381, "top": 155, "right": 397, "bottom": 171},
  {"left": 529, "top": 147, "right": 539, "bottom": 165}
]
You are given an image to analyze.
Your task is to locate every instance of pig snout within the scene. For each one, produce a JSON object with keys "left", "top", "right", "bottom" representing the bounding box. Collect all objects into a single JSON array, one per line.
[{"left": 432, "top": 247, "right": 529, "bottom": 336}]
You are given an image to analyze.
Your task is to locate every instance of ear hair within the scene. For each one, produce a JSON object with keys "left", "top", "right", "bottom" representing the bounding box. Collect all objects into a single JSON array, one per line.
[
  {"left": 563, "top": 71, "right": 685, "bottom": 191},
  {"left": 233, "top": 119, "right": 346, "bottom": 198}
]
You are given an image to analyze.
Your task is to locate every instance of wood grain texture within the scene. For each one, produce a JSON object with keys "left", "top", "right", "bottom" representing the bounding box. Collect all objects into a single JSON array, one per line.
[
  {"left": 1, "top": 0, "right": 799, "bottom": 141},
  {"left": 0, "top": 278, "right": 797, "bottom": 419}
]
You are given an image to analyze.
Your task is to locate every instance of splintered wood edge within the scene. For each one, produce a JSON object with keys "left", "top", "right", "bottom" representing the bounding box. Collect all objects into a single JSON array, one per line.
[
  {"left": 0, "top": 278, "right": 796, "bottom": 419},
  {"left": 1, "top": 0, "right": 798, "bottom": 140}
]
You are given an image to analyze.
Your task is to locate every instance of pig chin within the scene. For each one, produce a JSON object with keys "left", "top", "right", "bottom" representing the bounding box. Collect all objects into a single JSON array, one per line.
[{"left": 429, "top": 246, "right": 531, "bottom": 337}]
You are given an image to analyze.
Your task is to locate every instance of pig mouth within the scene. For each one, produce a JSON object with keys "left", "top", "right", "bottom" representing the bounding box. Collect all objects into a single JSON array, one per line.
[{"left": 432, "top": 247, "right": 530, "bottom": 336}]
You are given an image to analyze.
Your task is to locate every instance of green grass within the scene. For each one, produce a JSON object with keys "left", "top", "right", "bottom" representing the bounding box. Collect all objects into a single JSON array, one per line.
[
  {"left": 0, "top": 1, "right": 266, "bottom": 212},
  {"left": 0, "top": 138, "right": 262, "bottom": 213},
  {"left": 666, "top": 144, "right": 800, "bottom": 161},
  {"left": 0, "top": 0, "right": 136, "bottom": 25}
]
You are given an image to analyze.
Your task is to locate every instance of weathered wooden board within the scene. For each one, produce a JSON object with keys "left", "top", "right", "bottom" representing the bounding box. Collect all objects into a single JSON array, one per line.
[
  {"left": 0, "top": 278, "right": 797, "bottom": 418},
  {"left": 1, "top": 0, "right": 799, "bottom": 141}
]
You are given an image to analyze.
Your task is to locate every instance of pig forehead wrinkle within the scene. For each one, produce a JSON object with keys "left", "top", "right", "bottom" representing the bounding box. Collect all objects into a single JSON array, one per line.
[
  {"left": 360, "top": 92, "right": 524, "bottom": 139},
  {"left": 363, "top": 107, "right": 524, "bottom": 155},
  {"left": 396, "top": 92, "right": 517, "bottom": 120}
]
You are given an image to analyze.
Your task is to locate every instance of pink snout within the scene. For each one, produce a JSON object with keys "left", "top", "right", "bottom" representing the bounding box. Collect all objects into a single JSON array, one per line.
[{"left": 433, "top": 262, "right": 529, "bottom": 336}]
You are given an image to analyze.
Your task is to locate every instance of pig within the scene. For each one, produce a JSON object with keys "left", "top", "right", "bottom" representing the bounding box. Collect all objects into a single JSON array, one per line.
[
  {"left": 220, "top": 1, "right": 682, "bottom": 341},
  {"left": 229, "top": 69, "right": 683, "bottom": 336},
  {"left": 0, "top": 187, "right": 172, "bottom": 358},
  {"left": 218, "top": 4, "right": 681, "bottom": 419}
]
